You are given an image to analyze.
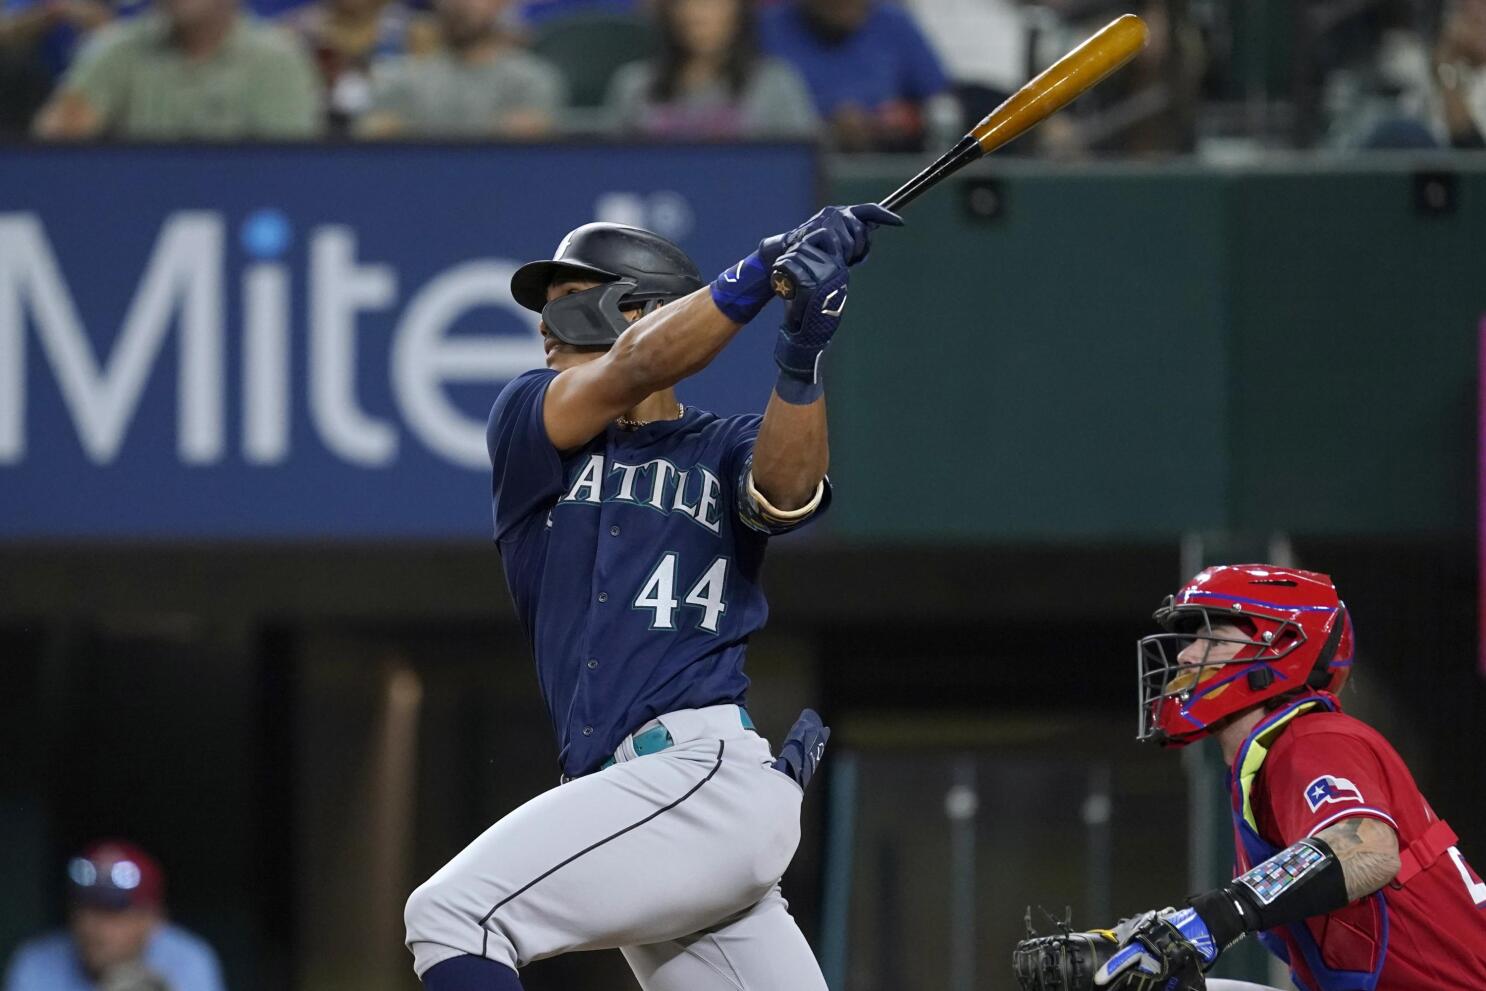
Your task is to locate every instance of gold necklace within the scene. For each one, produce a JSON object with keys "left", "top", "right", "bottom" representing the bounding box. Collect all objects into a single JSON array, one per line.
[{"left": 616, "top": 403, "right": 684, "bottom": 430}]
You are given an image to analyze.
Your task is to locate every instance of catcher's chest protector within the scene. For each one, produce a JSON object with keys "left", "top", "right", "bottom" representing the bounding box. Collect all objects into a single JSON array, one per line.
[{"left": 1229, "top": 697, "right": 1385, "bottom": 991}]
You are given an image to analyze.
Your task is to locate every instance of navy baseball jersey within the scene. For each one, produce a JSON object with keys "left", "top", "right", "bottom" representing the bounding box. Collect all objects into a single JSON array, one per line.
[{"left": 486, "top": 369, "right": 832, "bottom": 778}]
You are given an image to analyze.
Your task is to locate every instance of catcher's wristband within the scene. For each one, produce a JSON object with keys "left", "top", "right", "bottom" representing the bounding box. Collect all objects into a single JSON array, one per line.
[{"left": 1188, "top": 836, "right": 1348, "bottom": 950}]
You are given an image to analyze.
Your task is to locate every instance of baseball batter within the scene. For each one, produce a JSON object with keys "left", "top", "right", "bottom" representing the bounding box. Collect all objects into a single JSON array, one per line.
[
  {"left": 1014, "top": 565, "right": 1486, "bottom": 991},
  {"left": 403, "top": 204, "right": 899, "bottom": 991}
]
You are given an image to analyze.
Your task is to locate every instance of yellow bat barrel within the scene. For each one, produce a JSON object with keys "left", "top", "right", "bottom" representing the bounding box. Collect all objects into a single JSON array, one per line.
[{"left": 972, "top": 13, "right": 1149, "bottom": 155}]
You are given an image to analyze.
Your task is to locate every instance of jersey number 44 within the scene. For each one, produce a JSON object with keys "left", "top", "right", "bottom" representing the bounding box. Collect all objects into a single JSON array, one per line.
[{"left": 634, "top": 554, "right": 730, "bottom": 633}]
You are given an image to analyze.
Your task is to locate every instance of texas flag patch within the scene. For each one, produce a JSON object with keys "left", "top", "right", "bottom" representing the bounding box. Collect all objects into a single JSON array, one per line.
[{"left": 1304, "top": 775, "right": 1363, "bottom": 812}]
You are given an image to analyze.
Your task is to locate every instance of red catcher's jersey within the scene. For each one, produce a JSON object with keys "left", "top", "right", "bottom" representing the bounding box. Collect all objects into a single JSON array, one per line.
[{"left": 1241, "top": 709, "right": 1486, "bottom": 989}]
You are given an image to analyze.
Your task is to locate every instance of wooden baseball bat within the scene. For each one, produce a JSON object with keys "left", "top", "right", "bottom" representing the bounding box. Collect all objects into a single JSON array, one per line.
[
  {"left": 772, "top": 14, "right": 1149, "bottom": 298},
  {"left": 882, "top": 13, "right": 1149, "bottom": 211}
]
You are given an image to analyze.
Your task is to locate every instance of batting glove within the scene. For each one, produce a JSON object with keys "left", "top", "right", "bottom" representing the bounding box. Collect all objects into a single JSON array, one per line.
[
  {"left": 761, "top": 203, "right": 903, "bottom": 268},
  {"left": 771, "top": 708, "right": 831, "bottom": 790},
  {"left": 771, "top": 230, "right": 849, "bottom": 404},
  {"left": 709, "top": 203, "right": 900, "bottom": 325}
]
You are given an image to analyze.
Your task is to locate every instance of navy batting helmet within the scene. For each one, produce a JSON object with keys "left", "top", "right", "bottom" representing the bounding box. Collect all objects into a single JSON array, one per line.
[{"left": 511, "top": 223, "right": 703, "bottom": 347}]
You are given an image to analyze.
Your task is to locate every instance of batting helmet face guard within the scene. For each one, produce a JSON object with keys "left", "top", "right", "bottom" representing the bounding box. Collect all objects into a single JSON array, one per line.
[
  {"left": 511, "top": 223, "right": 703, "bottom": 347},
  {"left": 1136, "top": 565, "right": 1354, "bottom": 747}
]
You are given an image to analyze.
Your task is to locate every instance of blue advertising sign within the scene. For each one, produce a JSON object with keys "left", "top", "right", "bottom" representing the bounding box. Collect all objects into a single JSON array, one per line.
[{"left": 0, "top": 144, "right": 817, "bottom": 539}]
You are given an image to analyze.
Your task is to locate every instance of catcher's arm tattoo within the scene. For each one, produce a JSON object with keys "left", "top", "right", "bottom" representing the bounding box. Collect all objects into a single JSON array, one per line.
[{"left": 1315, "top": 816, "right": 1401, "bottom": 901}]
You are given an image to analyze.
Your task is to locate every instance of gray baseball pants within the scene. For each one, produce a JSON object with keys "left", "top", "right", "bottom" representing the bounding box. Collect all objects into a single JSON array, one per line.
[{"left": 404, "top": 704, "right": 827, "bottom": 990}]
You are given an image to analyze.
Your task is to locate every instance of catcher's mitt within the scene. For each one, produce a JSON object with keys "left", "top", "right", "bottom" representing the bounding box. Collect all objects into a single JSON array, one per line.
[
  {"left": 1012, "top": 909, "right": 1207, "bottom": 991},
  {"left": 1012, "top": 910, "right": 1120, "bottom": 991}
]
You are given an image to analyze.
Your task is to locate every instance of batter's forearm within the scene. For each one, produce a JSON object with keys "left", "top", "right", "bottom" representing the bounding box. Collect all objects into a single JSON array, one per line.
[
  {"left": 749, "top": 392, "right": 828, "bottom": 510},
  {"left": 611, "top": 288, "right": 744, "bottom": 395},
  {"left": 542, "top": 289, "right": 748, "bottom": 451},
  {"left": 1316, "top": 817, "right": 1401, "bottom": 900}
]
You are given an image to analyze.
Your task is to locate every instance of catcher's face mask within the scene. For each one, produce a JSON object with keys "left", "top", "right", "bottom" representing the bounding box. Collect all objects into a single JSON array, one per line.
[{"left": 1136, "top": 603, "right": 1302, "bottom": 746}]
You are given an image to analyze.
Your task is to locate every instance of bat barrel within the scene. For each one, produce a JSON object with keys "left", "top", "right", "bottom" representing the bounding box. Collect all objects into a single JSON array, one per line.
[
  {"left": 971, "top": 13, "right": 1148, "bottom": 156},
  {"left": 773, "top": 13, "right": 1147, "bottom": 299}
]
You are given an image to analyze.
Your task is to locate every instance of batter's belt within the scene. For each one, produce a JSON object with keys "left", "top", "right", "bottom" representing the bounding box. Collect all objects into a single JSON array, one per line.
[{"left": 601, "top": 707, "right": 756, "bottom": 771}]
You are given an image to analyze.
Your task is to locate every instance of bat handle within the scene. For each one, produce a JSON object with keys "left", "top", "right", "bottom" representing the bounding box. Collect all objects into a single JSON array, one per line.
[
  {"left": 882, "top": 135, "right": 982, "bottom": 211},
  {"left": 770, "top": 265, "right": 801, "bottom": 301},
  {"left": 771, "top": 135, "right": 982, "bottom": 299}
]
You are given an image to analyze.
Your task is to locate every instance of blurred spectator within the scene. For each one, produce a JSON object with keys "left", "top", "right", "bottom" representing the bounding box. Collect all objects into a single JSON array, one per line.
[
  {"left": 282, "top": 0, "right": 433, "bottom": 134},
  {"left": 0, "top": 0, "right": 124, "bottom": 136},
  {"left": 0, "top": 0, "right": 120, "bottom": 78},
  {"left": 759, "top": 0, "right": 957, "bottom": 151},
  {"left": 1034, "top": 0, "right": 1202, "bottom": 158},
  {"left": 3, "top": 840, "right": 225, "bottom": 991},
  {"left": 1431, "top": 0, "right": 1486, "bottom": 146},
  {"left": 516, "top": 0, "right": 634, "bottom": 29},
  {"left": 32, "top": 0, "right": 321, "bottom": 139},
  {"left": 605, "top": 0, "right": 816, "bottom": 139},
  {"left": 1333, "top": 0, "right": 1486, "bottom": 149},
  {"left": 356, "top": 0, "right": 564, "bottom": 137},
  {"left": 901, "top": 0, "right": 1026, "bottom": 125},
  {"left": 251, "top": 0, "right": 313, "bottom": 18}
]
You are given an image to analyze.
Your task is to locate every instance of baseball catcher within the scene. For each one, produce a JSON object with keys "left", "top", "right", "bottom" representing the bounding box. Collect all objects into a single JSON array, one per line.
[{"left": 1014, "top": 565, "right": 1486, "bottom": 991}]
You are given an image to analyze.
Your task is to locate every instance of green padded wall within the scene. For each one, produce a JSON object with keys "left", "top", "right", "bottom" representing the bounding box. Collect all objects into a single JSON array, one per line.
[
  {"left": 1226, "top": 170, "right": 1481, "bottom": 534},
  {"left": 825, "top": 162, "right": 1484, "bottom": 540}
]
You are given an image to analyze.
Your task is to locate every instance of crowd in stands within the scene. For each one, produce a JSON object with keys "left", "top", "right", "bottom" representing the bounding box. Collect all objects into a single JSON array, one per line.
[
  {"left": 0, "top": 0, "right": 969, "bottom": 145},
  {"left": 1323, "top": 0, "right": 1486, "bottom": 149},
  {"left": 0, "top": 0, "right": 1481, "bottom": 150}
]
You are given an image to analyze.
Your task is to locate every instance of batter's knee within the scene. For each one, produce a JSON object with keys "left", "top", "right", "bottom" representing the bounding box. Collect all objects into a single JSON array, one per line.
[
  {"left": 403, "top": 878, "right": 443, "bottom": 944},
  {"left": 404, "top": 876, "right": 520, "bottom": 976},
  {"left": 406, "top": 878, "right": 478, "bottom": 975}
]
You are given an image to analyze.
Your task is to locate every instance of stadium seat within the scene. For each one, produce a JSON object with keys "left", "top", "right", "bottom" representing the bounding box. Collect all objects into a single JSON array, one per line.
[{"left": 532, "top": 13, "right": 658, "bottom": 111}]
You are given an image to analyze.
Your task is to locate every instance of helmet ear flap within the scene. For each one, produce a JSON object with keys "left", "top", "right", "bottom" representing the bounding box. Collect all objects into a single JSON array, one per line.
[
  {"left": 1306, "top": 607, "right": 1348, "bottom": 689},
  {"left": 1247, "top": 667, "right": 1275, "bottom": 691}
]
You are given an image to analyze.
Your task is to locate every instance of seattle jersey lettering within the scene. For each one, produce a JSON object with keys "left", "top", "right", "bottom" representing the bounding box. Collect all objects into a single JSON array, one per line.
[{"left": 557, "top": 454, "right": 725, "bottom": 534}]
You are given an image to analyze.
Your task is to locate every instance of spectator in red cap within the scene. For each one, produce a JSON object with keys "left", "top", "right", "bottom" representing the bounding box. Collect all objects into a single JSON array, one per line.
[{"left": 3, "top": 840, "right": 225, "bottom": 991}]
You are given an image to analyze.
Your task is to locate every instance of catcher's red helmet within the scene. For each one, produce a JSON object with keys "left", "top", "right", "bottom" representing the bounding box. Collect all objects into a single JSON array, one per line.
[{"left": 1137, "top": 564, "right": 1353, "bottom": 747}]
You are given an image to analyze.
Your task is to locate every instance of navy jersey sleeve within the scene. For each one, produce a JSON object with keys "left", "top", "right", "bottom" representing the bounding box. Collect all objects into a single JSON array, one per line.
[
  {"left": 486, "top": 369, "right": 565, "bottom": 542},
  {"left": 722, "top": 415, "right": 833, "bottom": 536}
]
